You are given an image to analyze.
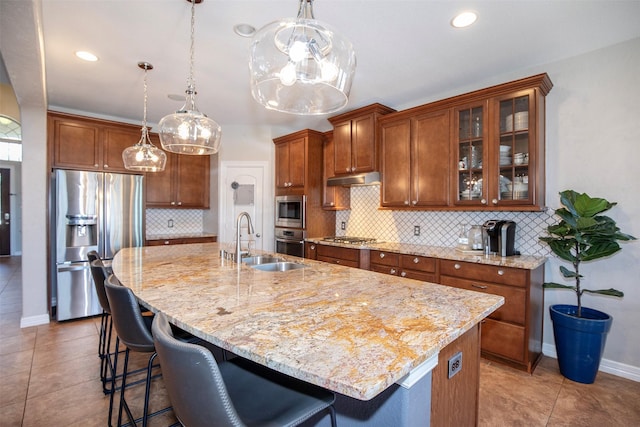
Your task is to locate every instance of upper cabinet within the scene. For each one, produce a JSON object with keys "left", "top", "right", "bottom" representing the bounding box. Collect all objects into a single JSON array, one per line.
[
  {"left": 327, "top": 103, "right": 395, "bottom": 176},
  {"left": 145, "top": 138, "right": 210, "bottom": 209},
  {"left": 322, "top": 131, "right": 350, "bottom": 210},
  {"left": 453, "top": 74, "right": 552, "bottom": 210},
  {"left": 380, "top": 108, "right": 451, "bottom": 208},
  {"left": 377, "top": 73, "right": 552, "bottom": 211},
  {"left": 273, "top": 129, "right": 324, "bottom": 196},
  {"left": 49, "top": 111, "right": 142, "bottom": 173}
]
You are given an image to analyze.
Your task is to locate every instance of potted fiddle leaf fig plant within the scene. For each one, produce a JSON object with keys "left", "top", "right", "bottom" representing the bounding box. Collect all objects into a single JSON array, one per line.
[{"left": 540, "top": 190, "right": 636, "bottom": 384}]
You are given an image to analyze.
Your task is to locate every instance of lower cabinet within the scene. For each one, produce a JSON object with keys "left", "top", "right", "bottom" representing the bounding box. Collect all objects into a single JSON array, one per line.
[
  {"left": 370, "top": 250, "right": 437, "bottom": 283},
  {"left": 316, "top": 244, "right": 369, "bottom": 268},
  {"left": 439, "top": 259, "right": 544, "bottom": 373},
  {"left": 146, "top": 236, "right": 217, "bottom": 246}
]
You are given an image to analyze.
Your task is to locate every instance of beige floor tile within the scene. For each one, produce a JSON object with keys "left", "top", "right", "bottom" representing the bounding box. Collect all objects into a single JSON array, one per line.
[
  {"left": 0, "top": 369, "right": 30, "bottom": 407},
  {"left": 28, "top": 351, "right": 102, "bottom": 399},
  {"left": 0, "top": 330, "right": 36, "bottom": 355},
  {"left": 0, "top": 348, "right": 34, "bottom": 377},
  {"left": 31, "top": 333, "right": 99, "bottom": 368},
  {"left": 0, "top": 399, "right": 25, "bottom": 426}
]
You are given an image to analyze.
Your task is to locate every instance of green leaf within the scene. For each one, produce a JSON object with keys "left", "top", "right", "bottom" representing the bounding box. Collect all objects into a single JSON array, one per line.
[
  {"left": 573, "top": 192, "right": 614, "bottom": 217},
  {"left": 546, "top": 239, "right": 577, "bottom": 262},
  {"left": 559, "top": 265, "right": 581, "bottom": 278},
  {"left": 543, "top": 282, "right": 576, "bottom": 290},
  {"left": 583, "top": 288, "right": 624, "bottom": 298}
]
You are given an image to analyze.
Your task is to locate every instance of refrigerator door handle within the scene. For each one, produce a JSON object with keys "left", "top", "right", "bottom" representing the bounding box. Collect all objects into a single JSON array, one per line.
[{"left": 57, "top": 263, "right": 90, "bottom": 273}]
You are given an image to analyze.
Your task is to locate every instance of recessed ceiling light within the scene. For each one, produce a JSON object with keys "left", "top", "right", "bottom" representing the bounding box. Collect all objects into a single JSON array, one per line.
[
  {"left": 451, "top": 11, "right": 477, "bottom": 28},
  {"left": 233, "top": 23, "right": 256, "bottom": 37},
  {"left": 75, "top": 51, "right": 98, "bottom": 62}
]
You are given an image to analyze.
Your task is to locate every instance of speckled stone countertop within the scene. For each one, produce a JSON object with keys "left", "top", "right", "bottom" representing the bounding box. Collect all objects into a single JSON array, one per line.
[
  {"left": 112, "top": 242, "right": 503, "bottom": 401},
  {"left": 306, "top": 238, "right": 546, "bottom": 270}
]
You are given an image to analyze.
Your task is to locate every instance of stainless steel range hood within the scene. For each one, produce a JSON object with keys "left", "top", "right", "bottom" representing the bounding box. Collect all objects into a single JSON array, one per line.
[{"left": 326, "top": 172, "right": 381, "bottom": 187}]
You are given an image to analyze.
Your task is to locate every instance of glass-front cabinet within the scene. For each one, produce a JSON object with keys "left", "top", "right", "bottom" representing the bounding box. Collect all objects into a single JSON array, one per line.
[
  {"left": 455, "top": 103, "right": 486, "bottom": 205},
  {"left": 452, "top": 74, "right": 551, "bottom": 210}
]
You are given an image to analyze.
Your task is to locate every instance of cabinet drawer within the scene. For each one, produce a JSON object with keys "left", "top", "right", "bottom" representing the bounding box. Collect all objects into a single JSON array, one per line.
[
  {"left": 440, "top": 260, "right": 527, "bottom": 287},
  {"left": 400, "top": 269, "right": 437, "bottom": 283},
  {"left": 317, "top": 255, "right": 359, "bottom": 268},
  {"left": 370, "top": 250, "right": 399, "bottom": 267},
  {"left": 316, "top": 245, "right": 360, "bottom": 262},
  {"left": 481, "top": 318, "right": 525, "bottom": 363},
  {"left": 370, "top": 263, "right": 398, "bottom": 275},
  {"left": 399, "top": 254, "right": 436, "bottom": 273},
  {"left": 440, "top": 275, "right": 526, "bottom": 325}
]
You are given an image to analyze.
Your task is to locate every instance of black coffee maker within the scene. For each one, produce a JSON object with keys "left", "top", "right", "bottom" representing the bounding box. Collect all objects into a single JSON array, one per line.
[{"left": 482, "top": 220, "right": 517, "bottom": 257}]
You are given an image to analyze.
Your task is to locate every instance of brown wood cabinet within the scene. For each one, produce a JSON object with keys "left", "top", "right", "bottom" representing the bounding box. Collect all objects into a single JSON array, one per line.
[
  {"left": 379, "top": 108, "right": 451, "bottom": 208},
  {"left": 327, "top": 103, "right": 395, "bottom": 176},
  {"left": 321, "top": 131, "right": 350, "bottom": 210},
  {"left": 146, "top": 236, "right": 217, "bottom": 246},
  {"left": 439, "top": 259, "right": 544, "bottom": 372},
  {"left": 316, "top": 244, "right": 369, "bottom": 269},
  {"left": 370, "top": 250, "right": 438, "bottom": 282},
  {"left": 49, "top": 111, "right": 143, "bottom": 173},
  {"left": 275, "top": 133, "right": 306, "bottom": 194},
  {"left": 452, "top": 74, "right": 552, "bottom": 211},
  {"left": 145, "top": 142, "right": 210, "bottom": 209},
  {"left": 304, "top": 241, "right": 318, "bottom": 260}
]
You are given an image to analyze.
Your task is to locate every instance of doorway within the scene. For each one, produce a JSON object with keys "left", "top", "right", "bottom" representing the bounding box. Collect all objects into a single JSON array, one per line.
[
  {"left": 0, "top": 168, "right": 10, "bottom": 255},
  {"left": 219, "top": 162, "right": 272, "bottom": 252}
]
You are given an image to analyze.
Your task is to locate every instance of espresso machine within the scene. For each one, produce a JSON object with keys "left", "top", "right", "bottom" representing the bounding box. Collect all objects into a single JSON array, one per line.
[{"left": 482, "top": 220, "right": 518, "bottom": 257}]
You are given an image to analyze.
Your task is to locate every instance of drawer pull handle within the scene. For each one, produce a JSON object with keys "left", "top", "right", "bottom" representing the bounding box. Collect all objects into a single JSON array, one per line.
[
  {"left": 497, "top": 269, "right": 504, "bottom": 276},
  {"left": 163, "top": 240, "right": 170, "bottom": 245},
  {"left": 379, "top": 253, "right": 385, "bottom": 258},
  {"left": 400, "top": 271, "right": 407, "bottom": 277},
  {"left": 310, "top": 245, "right": 315, "bottom": 250},
  {"left": 472, "top": 284, "right": 488, "bottom": 290},
  {"left": 454, "top": 263, "right": 461, "bottom": 270},
  {"left": 390, "top": 269, "right": 397, "bottom": 274},
  {"left": 413, "top": 257, "right": 419, "bottom": 264}
]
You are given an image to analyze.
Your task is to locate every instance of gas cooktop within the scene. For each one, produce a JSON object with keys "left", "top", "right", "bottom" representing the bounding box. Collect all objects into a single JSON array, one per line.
[{"left": 321, "top": 236, "right": 379, "bottom": 245}]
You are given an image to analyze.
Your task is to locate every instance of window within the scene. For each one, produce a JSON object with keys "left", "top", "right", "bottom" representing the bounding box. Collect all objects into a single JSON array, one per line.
[{"left": 0, "top": 115, "right": 21, "bottom": 162}]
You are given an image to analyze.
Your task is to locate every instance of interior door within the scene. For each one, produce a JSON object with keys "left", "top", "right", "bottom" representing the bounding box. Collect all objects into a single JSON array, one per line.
[
  {"left": 0, "top": 168, "right": 10, "bottom": 255},
  {"left": 219, "top": 162, "right": 268, "bottom": 252}
]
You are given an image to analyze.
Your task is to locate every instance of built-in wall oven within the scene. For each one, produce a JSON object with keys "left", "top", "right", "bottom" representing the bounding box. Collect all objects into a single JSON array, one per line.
[
  {"left": 275, "top": 228, "right": 306, "bottom": 258},
  {"left": 275, "top": 195, "right": 306, "bottom": 229}
]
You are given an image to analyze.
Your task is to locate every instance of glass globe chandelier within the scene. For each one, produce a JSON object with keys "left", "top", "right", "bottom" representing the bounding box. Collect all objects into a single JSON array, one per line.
[
  {"left": 249, "top": 0, "right": 356, "bottom": 115},
  {"left": 122, "top": 62, "right": 167, "bottom": 172},
  {"left": 159, "top": 0, "right": 221, "bottom": 155}
]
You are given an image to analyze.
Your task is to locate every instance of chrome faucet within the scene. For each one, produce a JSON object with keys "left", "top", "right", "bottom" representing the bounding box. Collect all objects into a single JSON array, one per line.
[{"left": 235, "top": 212, "right": 255, "bottom": 262}]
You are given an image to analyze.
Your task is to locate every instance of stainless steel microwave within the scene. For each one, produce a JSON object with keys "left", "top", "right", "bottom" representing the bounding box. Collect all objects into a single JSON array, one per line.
[{"left": 275, "top": 195, "right": 306, "bottom": 229}]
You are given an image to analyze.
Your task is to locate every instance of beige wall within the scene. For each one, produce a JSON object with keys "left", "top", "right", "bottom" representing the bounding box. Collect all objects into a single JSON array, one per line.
[{"left": 0, "top": 83, "right": 20, "bottom": 120}]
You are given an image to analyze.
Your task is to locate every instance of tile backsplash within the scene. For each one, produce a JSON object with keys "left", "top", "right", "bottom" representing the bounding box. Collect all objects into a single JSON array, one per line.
[
  {"left": 335, "top": 185, "right": 556, "bottom": 257},
  {"left": 146, "top": 209, "right": 204, "bottom": 235}
]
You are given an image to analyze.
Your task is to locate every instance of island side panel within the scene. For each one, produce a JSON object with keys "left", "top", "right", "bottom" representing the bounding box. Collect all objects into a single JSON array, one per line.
[{"left": 430, "top": 323, "right": 480, "bottom": 426}]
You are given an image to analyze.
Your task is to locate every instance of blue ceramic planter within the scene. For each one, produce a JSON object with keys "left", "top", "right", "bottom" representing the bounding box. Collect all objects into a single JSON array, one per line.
[{"left": 550, "top": 304, "right": 612, "bottom": 384}]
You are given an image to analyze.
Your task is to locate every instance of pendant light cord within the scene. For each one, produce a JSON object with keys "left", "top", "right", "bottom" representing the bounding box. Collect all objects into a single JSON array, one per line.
[{"left": 188, "top": 0, "right": 196, "bottom": 93}]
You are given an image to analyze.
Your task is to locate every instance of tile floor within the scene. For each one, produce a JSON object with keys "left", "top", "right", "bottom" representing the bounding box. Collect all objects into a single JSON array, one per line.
[{"left": 1, "top": 256, "right": 639, "bottom": 426}]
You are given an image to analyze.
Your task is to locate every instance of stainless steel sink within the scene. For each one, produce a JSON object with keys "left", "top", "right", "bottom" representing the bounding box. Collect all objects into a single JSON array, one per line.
[
  {"left": 242, "top": 255, "right": 285, "bottom": 265},
  {"left": 251, "top": 262, "right": 307, "bottom": 272}
]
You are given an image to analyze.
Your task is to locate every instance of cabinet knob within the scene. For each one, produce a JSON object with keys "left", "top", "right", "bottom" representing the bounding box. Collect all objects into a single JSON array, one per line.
[
  {"left": 94, "top": 164, "right": 99, "bottom": 168},
  {"left": 104, "top": 164, "right": 109, "bottom": 168},
  {"left": 413, "top": 257, "right": 419, "bottom": 264},
  {"left": 390, "top": 268, "right": 397, "bottom": 275},
  {"left": 163, "top": 240, "right": 170, "bottom": 245},
  {"left": 497, "top": 269, "right": 504, "bottom": 276},
  {"left": 492, "top": 199, "right": 498, "bottom": 204},
  {"left": 345, "top": 168, "right": 350, "bottom": 172},
  {"left": 177, "top": 201, "right": 182, "bottom": 205},
  {"left": 330, "top": 202, "right": 335, "bottom": 206},
  {"left": 310, "top": 244, "right": 315, "bottom": 250},
  {"left": 400, "top": 271, "right": 407, "bottom": 277},
  {"left": 170, "top": 201, "right": 176, "bottom": 205},
  {"left": 336, "top": 260, "right": 341, "bottom": 264},
  {"left": 379, "top": 253, "right": 385, "bottom": 258},
  {"left": 454, "top": 263, "right": 461, "bottom": 270},
  {"left": 351, "top": 167, "right": 356, "bottom": 172},
  {"left": 412, "top": 200, "right": 417, "bottom": 205},
  {"left": 481, "top": 198, "right": 487, "bottom": 205},
  {"left": 404, "top": 200, "right": 409, "bottom": 205}
]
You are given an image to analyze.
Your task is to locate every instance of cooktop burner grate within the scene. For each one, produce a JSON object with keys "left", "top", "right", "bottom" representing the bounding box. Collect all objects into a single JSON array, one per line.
[{"left": 322, "top": 236, "right": 378, "bottom": 245}]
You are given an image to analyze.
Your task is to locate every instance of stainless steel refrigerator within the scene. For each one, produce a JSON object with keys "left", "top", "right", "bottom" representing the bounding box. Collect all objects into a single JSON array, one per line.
[{"left": 52, "top": 169, "right": 143, "bottom": 321}]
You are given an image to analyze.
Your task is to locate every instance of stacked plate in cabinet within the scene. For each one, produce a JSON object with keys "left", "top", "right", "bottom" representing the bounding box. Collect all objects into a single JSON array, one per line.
[{"left": 499, "top": 146, "right": 511, "bottom": 165}]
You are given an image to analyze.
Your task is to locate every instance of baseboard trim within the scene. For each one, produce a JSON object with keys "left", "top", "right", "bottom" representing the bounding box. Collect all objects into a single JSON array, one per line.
[
  {"left": 543, "top": 343, "right": 640, "bottom": 382},
  {"left": 20, "top": 314, "right": 50, "bottom": 328}
]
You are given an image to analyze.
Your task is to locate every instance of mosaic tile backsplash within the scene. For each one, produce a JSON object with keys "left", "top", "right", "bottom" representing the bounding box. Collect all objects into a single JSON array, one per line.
[
  {"left": 146, "top": 209, "right": 204, "bottom": 236},
  {"left": 335, "top": 185, "right": 556, "bottom": 257}
]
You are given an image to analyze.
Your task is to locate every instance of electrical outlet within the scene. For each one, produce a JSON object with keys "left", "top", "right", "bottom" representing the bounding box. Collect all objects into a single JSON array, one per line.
[
  {"left": 168, "top": 219, "right": 174, "bottom": 228},
  {"left": 414, "top": 225, "right": 420, "bottom": 236},
  {"left": 341, "top": 221, "right": 346, "bottom": 230},
  {"left": 448, "top": 351, "right": 462, "bottom": 379}
]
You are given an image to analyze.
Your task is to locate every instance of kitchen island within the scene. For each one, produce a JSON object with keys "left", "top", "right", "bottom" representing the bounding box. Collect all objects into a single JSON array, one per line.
[{"left": 112, "top": 242, "right": 503, "bottom": 426}]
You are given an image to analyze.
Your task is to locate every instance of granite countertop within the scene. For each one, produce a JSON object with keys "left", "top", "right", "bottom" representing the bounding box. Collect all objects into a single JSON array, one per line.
[
  {"left": 112, "top": 242, "right": 503, "bottom": 401},
  {"left": 305, "top": 238, "right": 547, "bottom": 270},
  {"left": 146, "top": 232, "right": 217, "bottom": 240}
]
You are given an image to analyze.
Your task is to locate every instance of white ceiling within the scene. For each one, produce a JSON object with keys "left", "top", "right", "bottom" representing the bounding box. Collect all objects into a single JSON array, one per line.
[{"left": 5, "top": 0, "right": 640, "bottom": 133}]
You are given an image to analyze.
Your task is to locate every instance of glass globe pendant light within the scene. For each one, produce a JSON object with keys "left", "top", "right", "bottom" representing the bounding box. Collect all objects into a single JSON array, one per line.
[
  {"left": 249, "top": 0, "right": 356, "bottom": 115},
  {"left": 159, "top": 0, "right": 221, "bottom": 155},
  {"left": 122, "top": 62, "right": 167, "bottom": 172}
]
